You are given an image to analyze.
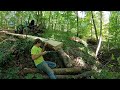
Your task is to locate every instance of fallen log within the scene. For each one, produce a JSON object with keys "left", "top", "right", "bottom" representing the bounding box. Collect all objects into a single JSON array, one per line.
[
  {"left": 19, "top": 67, "right": 90, "bottom": 75},
  {"left": 42, "top": 74, "right": 83, "bottom": 79},
  {"left": 28, "top": 71, "right": 93, "bottom": 79},
  {"left": 70, "top": 36, "right": 88, "bottom": 47},
  {"left": 50, "top": 71, "right": 93, "bottom": 79},
  {"left": 57, "top": 48, "right": 73, "bottom": 68},
  {"left": 0, "top": 31, "right": 63, "bottom": 50}
]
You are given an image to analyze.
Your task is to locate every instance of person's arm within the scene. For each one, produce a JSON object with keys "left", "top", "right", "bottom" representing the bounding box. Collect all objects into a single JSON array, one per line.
[
  {"left": 42, "top": 42, "right": 48, "bottom": 52},
  {"left": 32, "top": 51, "right": 47, "bottom": 60}
]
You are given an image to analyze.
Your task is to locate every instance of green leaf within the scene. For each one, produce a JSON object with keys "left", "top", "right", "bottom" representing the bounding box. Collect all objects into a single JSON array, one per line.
[
  {"left": 25, "top": 74, "right": 34, "bottom": 79},
  {"left": 111, "top": 54, "right": 115, "bottom": 60}
]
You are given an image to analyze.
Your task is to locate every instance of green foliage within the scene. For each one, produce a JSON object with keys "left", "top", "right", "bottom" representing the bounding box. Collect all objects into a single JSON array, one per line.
[
  {"left": 34, "top": 73, "right": 43, "bottom": 79},
  {"left": 109, "top": 11, "right": 120, "bottom": 49},
  {"left": 25, "top": 73, "right": 43, "bottom": 79},
  {"left": 42, "top": 29, "right": 74, "bottom": 42},
  {"left": 0, "top": 67, "right": 3, "bottom": 79},
  {"left": 0, "top": 36, "right": 37, "bottom": 79},
  {"left": 3, "top": 67, "right": 19, "bottom": 79},
  {"left": 111, "top": 54, "right": 115, "bottom": 60},
  {"left": 14, "top": 38, "right": 33, "bottom": 55},
  {"left": 117, "top": 57, "right": 120, "bottom": 65},
  {"left": 0, "top": 39, "right": 15, "bottom": 66},
  {"left": 1, "top": 11, "right": 120, "bottom": 79},
  {"left": 25, "top": 74, "right": 34, "bottom": 79},
  {"left": 93, "top": 69, "right": 120, "bottom": 79},
  {"left": 0, "top": 11, "right": 109, "bottom": 42}
]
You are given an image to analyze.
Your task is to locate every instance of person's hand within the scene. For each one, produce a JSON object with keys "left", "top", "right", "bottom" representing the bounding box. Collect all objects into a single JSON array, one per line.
[{"left": 42, "top": 51, "right": 47, "bottom": 55}]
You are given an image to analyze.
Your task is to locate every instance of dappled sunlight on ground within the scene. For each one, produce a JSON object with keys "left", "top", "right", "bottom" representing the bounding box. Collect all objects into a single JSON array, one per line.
[{"left": 72, "top": 57, "right": 86, "bottom": 67}]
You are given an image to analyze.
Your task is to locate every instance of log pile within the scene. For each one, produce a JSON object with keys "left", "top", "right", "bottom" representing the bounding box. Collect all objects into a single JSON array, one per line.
[
  {"left": 39, "top": 71, "right": 93, "bottom": 79},
  {"left": 19, "top": 67, "right": 92, "bottom": 79}
]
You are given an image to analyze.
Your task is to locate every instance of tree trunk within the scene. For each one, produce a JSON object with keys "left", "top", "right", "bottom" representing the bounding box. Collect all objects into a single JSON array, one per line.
[
  {"left": 70, "top": 36, "right": 88, "bottom": 47},
  {"left": 48, "top": 11, "right": 51, "bottom": 29},
  {"left": 115, "top": 12, "right": 118, "bottom": 46},
  {"left": 107, "top": 12, "right": 111, "bottom": 51},
  {"left": 57, "top": 48, "right": 73, "bottom": 68},
  {"left": 90, "top": 17, "right": 93, "bottom": 38},
  {"left": 19, "top": 67, "right": 89, "bottom": 75},
  {"left": 95, "top": 11, "right": 102, "bottom": 57},
  {"left": 40, "top": 11, "right": 43, "bottom": 24},
  {"left": 5, "top": 19, "right": 8, "bottom": 29},
  {"left": 54, "top": 16, "right": 57, "bottom": 31},
  {"left": 28, "top": 14, "right": 31, "bottom": 24},
  {"left": 52, "top": 23, "right": 54, "bottom": 31},
  {"left": 67, "top": 11, "right": 69, "bottom": 32},
  {"left": 1, "top": 31, "right": 63, "bottom": 50},
  {"left": 99, "top": 11, "right": 102, "bottom": 38},
  {"left": 95, "top": 36, "right": 102, "bottom": 57},
  {"left": 76, "top": 11, "right": 79, "bottom": 37},
  {"left": 55, "top": 71, "right": 93, "bottom": 79},
  {"left": 91, "top": 11, "right": 98, "bottom": 42},
  {"left": 20, "top": 11, "right": 23, "bottom": 25},
  {"left": 21, "top": 71, "right": 93, "bottom": 79},
  {"left": 0, "top": 13, "right": 3, "bottom": 29},
  {"left": 41, "top": 73, "right": 88, "bottom": 79},
  {"left": 36, "top": 11, "right": 39, "bottom": 24},
  {"left": 54, "top": 23, "right": 57, "bottom": 31}
]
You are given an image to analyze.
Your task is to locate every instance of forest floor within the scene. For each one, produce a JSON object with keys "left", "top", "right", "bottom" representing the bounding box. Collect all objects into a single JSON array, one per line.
[{"left": 0, "top": 30, "right": 120, "bottom": 79}]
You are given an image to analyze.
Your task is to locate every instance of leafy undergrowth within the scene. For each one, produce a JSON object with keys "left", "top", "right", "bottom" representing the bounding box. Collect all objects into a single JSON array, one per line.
[
  {"left": 1, "top": 30, "right": 120, "bottom": 79},
  {"left": 90, "top": 46, "right": 120, "bottom": 79},
  {"left": 42, "top": 30, "right": 120, "bottom": 79},
  {"left": 0, "top": 35, "right": 65, "bottom": 79},
  {"left": 24, "top": 73, "right": 43, "bottom": 79},
  {"left": 97, "top": 48, "right": 120, "bottom": 72},
  {"left": 92, "top": 69, "right": 120, "bottom": 79},
  {"left": 0, "top": 32, "right": 106, "bottom": 79}
]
